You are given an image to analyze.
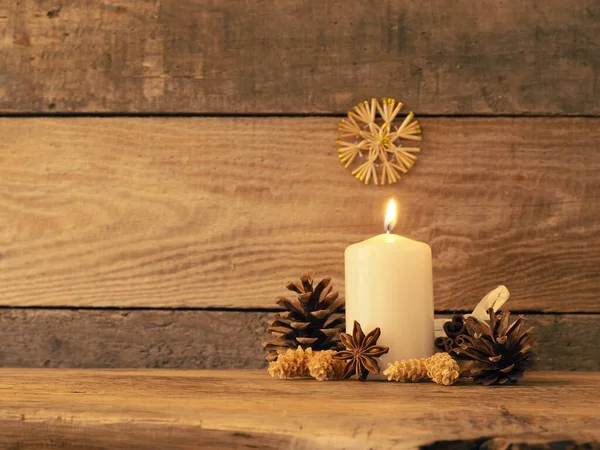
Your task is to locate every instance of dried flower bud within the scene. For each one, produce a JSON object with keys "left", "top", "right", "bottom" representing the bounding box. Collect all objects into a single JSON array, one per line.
[
  {"left": 267, "top": 347, "right": 312, "bottom": 379},
  {"left": 383, "top": 358, "right": 428, "bottom": 382},
  {"left": 307, "top": 350, "right": 345, "bottom": 381},
  {"left": 426, "top": 352, "right": 460, "bottom": 386}
]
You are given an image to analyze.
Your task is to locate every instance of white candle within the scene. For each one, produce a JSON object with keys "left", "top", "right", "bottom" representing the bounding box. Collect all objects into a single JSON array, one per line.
[{"left": 345, "top": 199, "right": 434, "bottom": 374}]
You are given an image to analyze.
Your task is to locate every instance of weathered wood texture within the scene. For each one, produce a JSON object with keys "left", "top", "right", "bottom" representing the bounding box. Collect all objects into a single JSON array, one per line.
[
  {"left": 0, "top": 370, "right": 598, "bottom": 449},
  {"left": 1, "top": 117, "right": 599, "bottom": 311},
  {"left": 0, "top": 310, "right": 598, "bottom": 371},
  {"left": 0, "top": 420, "right": 297, "bottom": 450},
  {"left": 1, "top": 0, "right": 599, "bottom": 114}
]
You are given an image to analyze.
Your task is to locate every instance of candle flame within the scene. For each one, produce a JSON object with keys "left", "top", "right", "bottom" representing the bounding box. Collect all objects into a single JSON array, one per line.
[{"left": 384, "top": 199, "right": 397, "bottom": 233}]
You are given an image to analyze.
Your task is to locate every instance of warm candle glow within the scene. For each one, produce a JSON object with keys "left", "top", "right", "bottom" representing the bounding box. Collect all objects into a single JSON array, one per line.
[
  {"left": 384, "top": 199, "right": 397, "bottom": 233},
  {"left": 346, "top": 198, "right": 435, "bottom": 372}
]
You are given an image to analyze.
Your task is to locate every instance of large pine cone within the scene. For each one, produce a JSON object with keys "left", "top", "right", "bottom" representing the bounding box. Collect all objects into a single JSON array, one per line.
[
  {"left": 453, "top": 308, "right": 535, "bottom": 385},
  {"left": 262, "top": 273, "right": 345, "bottom": 362}
]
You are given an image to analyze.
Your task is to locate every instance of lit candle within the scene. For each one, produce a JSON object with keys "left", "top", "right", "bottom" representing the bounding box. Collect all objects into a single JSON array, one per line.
[{"left": 345, "top": 199, "right": 434, "bottom": 374}]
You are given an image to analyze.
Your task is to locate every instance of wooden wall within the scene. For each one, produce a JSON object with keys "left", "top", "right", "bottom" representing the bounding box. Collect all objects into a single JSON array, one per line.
[{"left": 1, "top": 0, "right": 599, "bottom": 370}]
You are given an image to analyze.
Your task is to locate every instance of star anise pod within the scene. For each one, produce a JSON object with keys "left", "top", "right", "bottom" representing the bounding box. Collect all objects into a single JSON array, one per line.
[{"left": 334, "top": 320, "right": 389, "bottom": 381}]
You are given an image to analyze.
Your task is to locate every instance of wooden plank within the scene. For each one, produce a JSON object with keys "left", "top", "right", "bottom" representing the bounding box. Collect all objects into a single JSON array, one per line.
[
  {"left": 0, "top": 370, "right": 598, "bottom": 449},
  {"left": 1, "top": 117, "right": 599, "bottom": 310},
  {"left": 1, "top": 117, "right": 599, "bottom": 311},
  {"left": 0, "top": 1, "right": 599, "bottom": 114},
  {"left": 0, "top": 422, "right": 594, "bottom": 450},
  {"left": 0, "top": 420, "right": 298, "bottom": 450},
  {"left": 0, "top": 310, "right": 597, "bottom": 371}
]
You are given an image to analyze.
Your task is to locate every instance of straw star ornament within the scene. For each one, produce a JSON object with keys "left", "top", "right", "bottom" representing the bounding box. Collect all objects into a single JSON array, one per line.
[{"left": 337, "top": 98, "right": 422, "bottom": 185}]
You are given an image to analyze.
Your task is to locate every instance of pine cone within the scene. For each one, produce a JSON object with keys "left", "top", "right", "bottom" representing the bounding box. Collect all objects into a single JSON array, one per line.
[
  {"left": 453, "top": 308, "right": 535, "bottom": 385},
  {"left": 307, "top": 350, "right": 345, "bottom": 381},
  {"left": 383, "top": 358, "right": 428, "bottom": 382},
  {"left": 267, "top": 347, "right": 313, "bottom": 379},
  {"left": 262, "top": 272, "right": 345, "bottom": 362},
  {"left": 426, "top": 352, "right": 460, "bottom": 386}
]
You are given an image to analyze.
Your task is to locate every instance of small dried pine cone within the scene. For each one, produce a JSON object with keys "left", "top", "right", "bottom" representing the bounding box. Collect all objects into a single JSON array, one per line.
[
  {"left": 383, "top": 358, "right": 428, "bottom": 382},
  {"left": 307, "top": 350, "right": 345, "bottom": 381},
  {"left": 268, "top": 347, "right": 313, "bottom": 379},
  {"left": 426, "top": 352, "right": 460, "bottom": 386}
]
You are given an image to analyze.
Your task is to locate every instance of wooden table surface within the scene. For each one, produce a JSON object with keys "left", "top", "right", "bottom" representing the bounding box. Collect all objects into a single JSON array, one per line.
[{"left": 0, "top": 370, "right": 598, "bottom": 449}]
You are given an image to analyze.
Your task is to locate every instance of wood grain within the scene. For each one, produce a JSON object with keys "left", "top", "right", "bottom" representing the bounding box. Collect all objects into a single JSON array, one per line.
[
  {"left": 1, "top": 117, "right": 599, "bottom": 311},
  {"left": 0, "top": 420, "right": 299, "bottom": 450},
  {"left": 0, "top": 370, "right": 598, "bottom": 449},
  {"left": 0, "top": 422, "right": 593, "bottom": 450},
  {"left": 1, "top": 0, "right": 599, "bottom": 114},
  {"left": 0, "top": 310, "right": 597, "bottom": 371}
]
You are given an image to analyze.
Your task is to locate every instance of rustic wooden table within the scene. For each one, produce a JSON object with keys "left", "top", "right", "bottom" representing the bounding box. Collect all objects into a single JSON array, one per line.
[{"left": 0, "top": 370, "right": 598, "bottom": 449}]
